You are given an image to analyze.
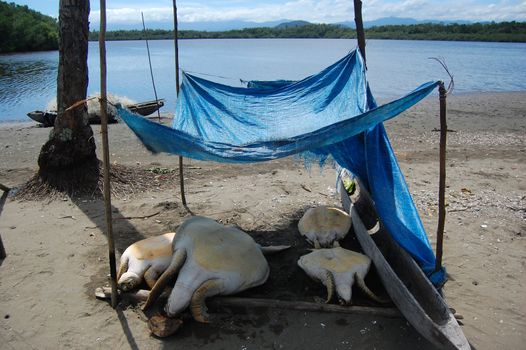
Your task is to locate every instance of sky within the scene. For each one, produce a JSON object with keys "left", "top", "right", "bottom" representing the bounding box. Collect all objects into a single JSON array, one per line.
[{"left": 11, "top": 0, "right": 526, "bottom": 27}]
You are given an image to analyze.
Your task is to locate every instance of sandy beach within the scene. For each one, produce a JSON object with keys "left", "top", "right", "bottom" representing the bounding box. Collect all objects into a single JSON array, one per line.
[{"left": 0, "top": 91, "right": 524, "bottom": 349}]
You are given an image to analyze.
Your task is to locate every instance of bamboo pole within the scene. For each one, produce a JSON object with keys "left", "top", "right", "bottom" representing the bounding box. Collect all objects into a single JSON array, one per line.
[
  {"left": 435, "top": 82, "right": 447, "bottom": 272},
  {"left": 95, "top": 287, "right": 402, "bottom": 318},
  {"left": 141, "top": 12, "right": 162, "bottom": 123},
  {"left": 172, "top": 0, "right": 187, "bottom": 206},
  {"left": 353, "top": 0, "right": 366, "bottom": 65},
  {"left": 99, "top": 0, "right": 118, "bottom": 308}
]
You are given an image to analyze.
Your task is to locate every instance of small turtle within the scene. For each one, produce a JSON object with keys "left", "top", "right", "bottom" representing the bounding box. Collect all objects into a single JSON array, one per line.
[
  {"left": 298, "top": 206, "right": 352, "bottom": 248},
  {"left": 117, "top": 232, "right": 176, "bottom": 291},
  {"left": 297, "top": 247, "right": 386, "bottom": 304}
]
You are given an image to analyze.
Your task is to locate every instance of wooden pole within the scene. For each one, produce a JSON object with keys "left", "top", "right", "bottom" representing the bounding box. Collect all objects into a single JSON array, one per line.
[
  {"left": 172, "top": 0, "right": 187, "bottom": 206},
  {"left": 435, "top": 82, "right": 447, "bottom": 272},
  {"left": 99, "top": 0, "right": 118, "bottom": 308},
  {"left": 141, "top": 12, "right": 162, "bottom": 123},
  {"left": 0, "top": 188, "right": 9, "bottom": 259},
  {"left": 0, "top": 183, "right": 9, "bottom": 192},
  {"left": 96, "top": 287, "right": 402, "bottom": 318},
  {"left": 0, "top": 236, "right": 5, "bottom": 259},
  {"left": 353, "top": 0, "right": 366, "bottom": 65}
]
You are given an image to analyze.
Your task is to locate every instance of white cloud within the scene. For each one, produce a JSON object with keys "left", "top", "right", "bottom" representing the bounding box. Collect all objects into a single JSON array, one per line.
[
  {"left": 365, "top": 0, "right": 526, "bottom": 21},
  {"left": 89, "top": 0, "right": 526, "bottom": 26}
]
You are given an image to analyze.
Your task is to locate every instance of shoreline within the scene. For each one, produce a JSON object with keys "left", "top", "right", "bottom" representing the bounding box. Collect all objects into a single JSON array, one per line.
[{"left": 2, "top": 91, "right": 525, "bottom": 127}]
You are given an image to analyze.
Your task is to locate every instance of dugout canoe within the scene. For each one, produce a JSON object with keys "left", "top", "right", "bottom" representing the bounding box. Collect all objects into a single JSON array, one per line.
[
  {"left": 27, "top": 99, "right": 165, "bottom": 127},
  {"left": 340, "top": 177, "right": 471, "bottom": 350}
]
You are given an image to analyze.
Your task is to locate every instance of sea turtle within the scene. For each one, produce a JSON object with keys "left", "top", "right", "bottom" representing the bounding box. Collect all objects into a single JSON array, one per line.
[
  {"left": 297, "top": 247, "right": 385, "bottom": 304},
  {"left": 143, "top": 216, "right": 285, "bottom": 322},
  {"left": 117, "top": 232, "right": 176, "bottom": 291},
  {"left": 298, "top": 206, "right": 352, "bottom": 248}
]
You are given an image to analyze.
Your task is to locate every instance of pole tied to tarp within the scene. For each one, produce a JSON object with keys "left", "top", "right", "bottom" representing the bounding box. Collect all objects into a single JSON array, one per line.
[
  {"left": 435, "top": 81, "right": 448, "bottom": 272},
  {"left": 172, "top": 0, "right": 187, "bottom": 207},
  {"left": 99, "top": 0, "right": 118, "bottom": 308}
]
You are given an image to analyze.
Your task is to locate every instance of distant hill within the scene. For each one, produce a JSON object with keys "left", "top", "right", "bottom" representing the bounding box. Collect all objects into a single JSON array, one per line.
[
  {"left": 275, "top": 20, "right": 312, "bottom": 28},
  {"left": 103, "top": 16, "right": 479, "bottom": 32},
  {"left": 0, "top": 1, "right": 58, "bottom": 53},
  {"left": 337, "top": 16, "right": 474, "bottom": 28},
  {"left": 100, "top": 19, "right": 292, "bottom": 32}
]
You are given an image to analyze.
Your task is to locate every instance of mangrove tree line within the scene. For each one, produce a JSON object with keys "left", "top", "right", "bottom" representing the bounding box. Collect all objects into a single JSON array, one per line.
[
  {"left": 89, "top": 21, "right": 526, "bottom": 42},
  {"left": 0, "top": 1, "right": 58, "bottom": 53}
]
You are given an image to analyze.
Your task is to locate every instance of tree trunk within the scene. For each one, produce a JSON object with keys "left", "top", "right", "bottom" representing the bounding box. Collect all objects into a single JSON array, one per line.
[{"left": 37, "top": 0, "right": 98, "bottom": 191}]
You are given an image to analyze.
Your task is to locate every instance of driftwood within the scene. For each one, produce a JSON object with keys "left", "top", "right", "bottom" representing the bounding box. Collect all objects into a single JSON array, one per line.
[{"left": 95, "top": 286, "right": 401, "bottom": 318}]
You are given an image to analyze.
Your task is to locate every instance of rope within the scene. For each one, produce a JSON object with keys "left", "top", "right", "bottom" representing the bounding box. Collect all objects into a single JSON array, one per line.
[
  {"left": 182, "top": 69, "right": 238, "bottom": 81},
  {"left": 428, "top": 57, "right": 455, "bottom": 95}
]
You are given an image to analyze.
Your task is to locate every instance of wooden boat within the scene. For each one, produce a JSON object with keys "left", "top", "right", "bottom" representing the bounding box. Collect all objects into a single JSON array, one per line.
[
  {"left": 26, "top": 111, "right": 56, "bottom": 126},
  {"left": 340, "top": 176, "right": 471, "bottom": 350},
  {"left": 27, "top": 99, "right": 165, "bottom": 127},
  {"left": 127, "top": 99, "right": 165, "bottom": 116}
]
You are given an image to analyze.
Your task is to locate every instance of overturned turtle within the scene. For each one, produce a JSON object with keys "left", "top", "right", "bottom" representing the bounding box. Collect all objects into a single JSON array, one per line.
[
  {"left": 298, "top": 206, "right": 352, "bottom": 248},
  {"left": 297, "top": 247, "right": 386, "bottom": 304},
  {"left": 143, "top": 216, "right": 286, "bottom": 322},
  {"left": 117, "top": 232, "right": 176, "bottom": 291}
]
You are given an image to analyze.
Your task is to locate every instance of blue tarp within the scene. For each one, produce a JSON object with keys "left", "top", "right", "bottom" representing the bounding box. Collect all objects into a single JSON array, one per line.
[{"left": 117, "top": 49, "right": 445, "bottom": 285}]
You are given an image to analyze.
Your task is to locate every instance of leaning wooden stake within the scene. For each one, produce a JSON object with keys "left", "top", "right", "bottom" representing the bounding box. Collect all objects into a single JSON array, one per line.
[
  {"left": 353, "top": 0, "right": 366, "bottom": 65},
  {"left": 141, "top": 12, "right": 162, "bottom": 123},
  {"left": 99, "top": 0, "right": 118, "bottom": 308},
  {"left": 435, "top": 82, "right": 447, "bottom": 272},
  {"left": 172, "top": 0, "right": 187, "bottom": 206}
]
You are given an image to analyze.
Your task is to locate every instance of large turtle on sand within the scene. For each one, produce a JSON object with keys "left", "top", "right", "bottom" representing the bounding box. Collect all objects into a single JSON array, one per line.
[
  {"left": 297, "top": 247, "right": 387, "bottom": 304},
  {"left": 143, "top": 216, "right": 286, "bottom": 322},
  {"left": 117, "top": 232, "right": 176, "bottom": 291},
  {"left": 298, "top": 206, "right": 352, "bottom": 248}
]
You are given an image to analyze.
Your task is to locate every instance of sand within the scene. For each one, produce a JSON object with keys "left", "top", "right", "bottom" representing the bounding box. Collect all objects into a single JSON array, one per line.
[{"left": 0, "top": 92, "right": 525, "bottom": 349}]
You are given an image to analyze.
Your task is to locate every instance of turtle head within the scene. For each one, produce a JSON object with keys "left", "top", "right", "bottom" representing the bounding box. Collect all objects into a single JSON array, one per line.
[{"left": 118, "top": 271, "right": 141, "bottom": 291}]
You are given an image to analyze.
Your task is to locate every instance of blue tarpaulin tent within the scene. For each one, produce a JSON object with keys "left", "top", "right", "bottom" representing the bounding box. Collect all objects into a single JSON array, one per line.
[{"left": 117, "top": 49, "right": 445, "bottom": 285}]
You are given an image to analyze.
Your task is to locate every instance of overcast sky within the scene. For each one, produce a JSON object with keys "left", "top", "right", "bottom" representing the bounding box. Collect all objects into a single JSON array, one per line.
[{"left": 12, "top": 0, "right": 526, "bottom": 26}]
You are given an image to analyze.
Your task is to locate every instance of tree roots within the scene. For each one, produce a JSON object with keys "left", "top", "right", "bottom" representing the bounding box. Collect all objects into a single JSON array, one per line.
[{"left": 16, "top": 161, "right": 175, "bottom": 201}]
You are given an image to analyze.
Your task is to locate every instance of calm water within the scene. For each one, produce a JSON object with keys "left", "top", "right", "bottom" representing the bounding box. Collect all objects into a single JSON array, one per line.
[{"left": 1, "top": 39, "right": 525, "bottom": 123}]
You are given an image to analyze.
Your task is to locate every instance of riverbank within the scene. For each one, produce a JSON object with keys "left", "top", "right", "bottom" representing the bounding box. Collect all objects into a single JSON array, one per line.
[
  {"left": 0, "top": 92, "right": 525, "bottom": 349},
  {"left": 87, "top": 21, "right": 526, "bottom": 43}
]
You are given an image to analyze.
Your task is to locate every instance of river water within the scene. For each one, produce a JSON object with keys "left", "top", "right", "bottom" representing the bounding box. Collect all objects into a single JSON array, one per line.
[{"left": 0, "top": 39, "right": 525, "bottom": 123}]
